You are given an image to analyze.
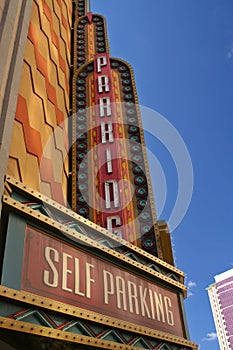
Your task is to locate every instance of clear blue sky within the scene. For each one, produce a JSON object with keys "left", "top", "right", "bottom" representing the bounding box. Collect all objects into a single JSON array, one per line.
[{"left": 92, "top": 1, "right": 233, "bottom": 349}]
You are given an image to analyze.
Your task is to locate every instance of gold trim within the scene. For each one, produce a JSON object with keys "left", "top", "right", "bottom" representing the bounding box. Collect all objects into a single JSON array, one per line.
[
  {"left": 73, "top": 15, "right": 88, "bottom": 72},
  {"left": 0, "top": 287, "right": 198, "bottom": 349},
  {"left": 111, "top": 57, "right": 164, "bottom": 260},
  {"left": 5, "top": 176, "right": 185, "bottom": 279},
  {"left": 75, "top": 0, "right": 88, "bottom": 19},
  {"left": 87, "top": 22, "right": 95, "bottom": 61},
  {"left": 111, "top": 69, "right": 138, "bottom": 243},
  {"left": 71, "top": 61, "right": 93, "bottom": 211},
  {"left": 73, "top": 14, "right": 110, "bottom": 71},
  {"left": 100, "top": 14, "right": 110, "bottom": 54},
  {"left": 89, "top": 14, "right": 110, "bottom": 55},
  {"left": 2, "top": 193, "right": 186, "bottom": 293},
  {"left": 0, "top": 317, "right": 142, "bottom": 349}
]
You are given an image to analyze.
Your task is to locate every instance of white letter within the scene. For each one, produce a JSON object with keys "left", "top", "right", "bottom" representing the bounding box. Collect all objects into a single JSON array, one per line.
[
  {"left": 103, "top": 270, "right": 114, "bottom": 304},
  {"left": 139, "top": 286, "right": 151, "bottom": 318},
  {"left": 149, "top": 289, "right": 155, "bottom": 319},
  {"left": 62, "top": 253, "right": 72, "bottom": 292},
  {"left": 97, "top": 56, "right": 107, "bottom": 73},
  {"left": 106, "top": 148, "right": 113, "bottom": 173},
  {"left": 101, "top": 122, "right": 114, "bottom": 143},
  {"left": 116, "top": 276, "right": 127, "bottom": 311},
  {"left": 107, "top": 216, "right": 121, "bottom": 237},
  {"left": 99, "top": 97, "right": 112, "bottom": 117},
  {"left": 154, "top": 292, "right": 165, "bottom": 322},
  {"left": 128, "top": 281, "right": 139, "bottom": 314},
  {"left": 74, "top": 258, "right": 85, "bottom": 296},
  {"left": 164, "top": 296, "right": 174, "bottom": 326},
  {"left": 98, "top": 75, "right": 110, "bottom": 93},
  {"left": 43, "top": 247, "right": 59, "bottom": 288},
  {"left": 86, "top": 263, "right": 95, "bottom": 299},
  {"left": 105, "top": 180, "right": 119, "bottom": 209}
]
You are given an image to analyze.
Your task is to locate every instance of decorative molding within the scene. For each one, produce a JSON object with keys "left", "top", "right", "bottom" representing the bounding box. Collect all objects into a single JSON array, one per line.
[
  {"left": 0, "top": 287, "right": 198, "bottom": 349},
  {"left": 4, "top": 176, "right": 186, "bottom": 293}
]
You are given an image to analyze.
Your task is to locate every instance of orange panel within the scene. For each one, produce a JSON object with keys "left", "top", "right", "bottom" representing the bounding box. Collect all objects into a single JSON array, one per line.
[
  {"left": 15, "top": 95, "right": 43, "bottom": 161},
  {"left": 40, "top": 157, "right": 65, "bottom": 204}
]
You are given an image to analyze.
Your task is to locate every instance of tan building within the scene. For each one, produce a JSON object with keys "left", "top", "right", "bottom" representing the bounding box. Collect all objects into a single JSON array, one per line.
[{"left": 208, "top": 269, "right": 233, "bottom": 350}]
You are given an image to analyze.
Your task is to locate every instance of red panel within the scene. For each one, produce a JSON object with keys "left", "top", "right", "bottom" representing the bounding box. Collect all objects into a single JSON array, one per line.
[
  {"left": 22, "top": 226, "right": 185, "bottom": 338},
  {"left": 92, "top": 54, "right": 127, "bottom": 237},
  {"left": 87, "top": 12, "right": 93, "bottom": 23}
]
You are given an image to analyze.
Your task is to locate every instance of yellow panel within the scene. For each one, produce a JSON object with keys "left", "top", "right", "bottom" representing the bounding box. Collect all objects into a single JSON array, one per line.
[
  {"left": 24, "top": 152, "right": 41, "bottom": 190},
  {"left": 24, "top": 40, "right": 37, "bottom": 71},
  {"left": 34, "top": 0, "right": 44, "bottom": 20},
  {"left": 18, "top": 64, "right": 53, "bottom": 148},
  {"left": 56, "top": 67, "right": 67, "bottom": 98},
  {"left": 47, "top": 59, "right": 58, "bottom": 89},
  {"left": 8, "top": 0, "right": 71, "bottom": 201},
  {"left": 62, "top": 0, "right": 71, "bottom": 27},
  {"left": 50, "top": 148, "right": 65, "bottom": 183},
  {"left": 56, "top": 85, "right": 67, "bottom": 114},
  {"left": 53, "top": 0, "right": 60, "bottom": 19},
  {"left": 50, "top": 42, "right": 59, "bottom": 68},
  {"left": 59, "top": 37, "right": 68, "bottom": 62},
  {"left": 46, "top": 100, "right": 58, "bottom": 128},
  {"left": 9, "top": 122, "right": 27, "bottom": 173},
  {"left": 62, "top": 168, "right": 68, "bottom": 199},
  {"left": 31, "top": 0, "right": 70, "bottom": 112},
  {"left": 40, "top": 180, "right": 52, "bottom": 198},
  {"left": 51, "top": 7, "right": 60, "bottom": 39},
  {"left": 60, "top": 23, "right": 69, "bottom": 50},
  {"left": 42, "top": 13, "right": 53, "bottom": 45},
  {"left": 54, "top": 126, "right": 68, "bottom": 161},
  {"left": 8, "top": 122, "right": 40, "bottom": 191},
  {"left": 7, "top": 158, "right": 20, "bottom": 180},
  {"left": 30, "top": 3, "right": 51, "bottom": 61},
  {"left": 63, "top": 152, "right": 69, "bottom": 175},
  {"left": 26, "top": 57, "right": 58, "bottom": 130}
]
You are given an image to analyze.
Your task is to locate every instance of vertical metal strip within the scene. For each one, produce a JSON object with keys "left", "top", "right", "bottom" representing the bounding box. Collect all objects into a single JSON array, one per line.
[{"left": 86, "top": 0, "right": 91, "bottom": 12}]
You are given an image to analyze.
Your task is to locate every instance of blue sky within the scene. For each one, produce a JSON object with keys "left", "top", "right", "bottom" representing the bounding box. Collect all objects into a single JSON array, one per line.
[{"left": 91, "top": 1, "right": 233, "bottom": 349}]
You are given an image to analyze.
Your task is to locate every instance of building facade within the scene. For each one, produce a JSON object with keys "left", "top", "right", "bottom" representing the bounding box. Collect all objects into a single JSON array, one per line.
[
  {"left": 0, "top": 1, "right": 197, "bottom": 349},
  {"left": 208, "top": 269, "right": 233, "bottom": 350}
]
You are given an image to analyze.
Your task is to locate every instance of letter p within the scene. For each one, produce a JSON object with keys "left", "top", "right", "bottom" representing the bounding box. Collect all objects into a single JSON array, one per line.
[{"left": 97, "top": 56, "right": 107, "bottom": 73}]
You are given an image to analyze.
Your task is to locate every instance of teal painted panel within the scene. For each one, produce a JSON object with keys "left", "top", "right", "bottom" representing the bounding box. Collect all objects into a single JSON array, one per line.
[
  {"left": 17, "top": 313, "right": 46, "bottom": 326},
  {"left": 0, "top": 300, "right": 23, "bottom": 317},
  {"left": 178, "top": 293, "right": 190, "bottom": 340},
  {"left": 1, "top": 213, "right": 26, "bottom": 290},
  {"left": 11, "top": 192, "right": 29, "bottom": 203}
]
